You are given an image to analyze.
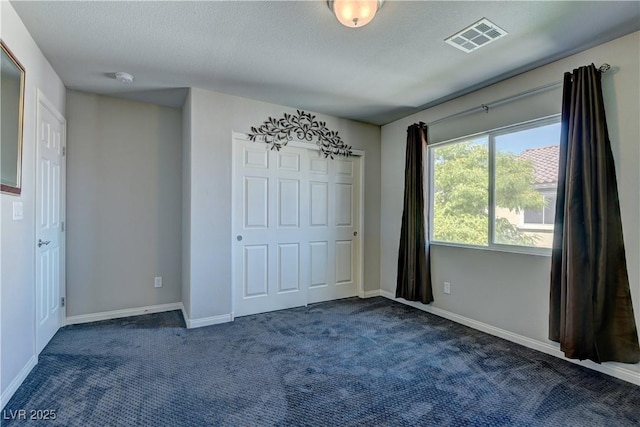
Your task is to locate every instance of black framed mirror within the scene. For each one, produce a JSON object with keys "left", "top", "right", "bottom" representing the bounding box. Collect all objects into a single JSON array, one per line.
[{"left": 1, "top": 40, "right": 25, "bottom": 195}]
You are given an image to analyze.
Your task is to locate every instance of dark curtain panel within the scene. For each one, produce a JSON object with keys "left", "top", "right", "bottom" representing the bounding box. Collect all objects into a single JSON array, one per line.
[
  {"left": 396, "top": 124, "right": 433, "bottom": 304},
  {"left": 549, "top": 64, "right": 640, "bottom": 364}
]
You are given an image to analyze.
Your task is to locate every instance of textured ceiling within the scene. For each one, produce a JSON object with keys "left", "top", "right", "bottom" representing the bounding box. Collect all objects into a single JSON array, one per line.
[{"left": 11, "top": 1, "right": 640, "bottom": 125}]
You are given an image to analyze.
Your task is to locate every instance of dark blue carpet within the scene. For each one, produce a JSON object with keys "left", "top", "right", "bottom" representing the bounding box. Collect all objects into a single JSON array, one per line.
[{"left": 3, "top": 297, "right": 639, "bottom": 426}]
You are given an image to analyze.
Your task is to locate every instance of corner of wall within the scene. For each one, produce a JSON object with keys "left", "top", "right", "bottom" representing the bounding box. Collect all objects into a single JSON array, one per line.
[{"left": 181, "top": 90, "right": 192, "bottom": 318}]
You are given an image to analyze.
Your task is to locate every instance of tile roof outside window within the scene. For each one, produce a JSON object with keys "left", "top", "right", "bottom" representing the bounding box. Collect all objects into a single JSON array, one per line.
[{"left": 519, "top": 145, "right": 559, "bottom": 185}]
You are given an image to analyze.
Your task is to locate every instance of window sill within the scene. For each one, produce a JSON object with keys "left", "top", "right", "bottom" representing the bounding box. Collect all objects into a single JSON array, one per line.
[
  {"left": 430, "top": 241, "right": 552, "bottom": 257},
  {"left": 518, "top": 224, "right": 554, "bottom": 232}
]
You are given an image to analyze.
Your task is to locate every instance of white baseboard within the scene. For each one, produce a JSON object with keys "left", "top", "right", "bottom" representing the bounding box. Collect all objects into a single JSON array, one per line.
[
  {"left": 65, "top": 302, "right": 183, "bottom": 326},
  {"left": 380, "top": 290, "right": 640, "bottom": 385},
  {"left": 182, "top": 310, "right": 233, "bottom": 329},
  {"left": 1, "top": 355, "right": 37, "bottom": 410},
  {"left": 359, "top": 290, "right": 381, "bottom": 298}
]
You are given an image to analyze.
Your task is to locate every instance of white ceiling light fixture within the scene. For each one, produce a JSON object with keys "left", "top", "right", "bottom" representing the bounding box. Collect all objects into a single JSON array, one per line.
[
  {"left": 328, "top": 0, "right": 384, "bottom": 28},
  {"left": 445, "top": 18, "right": 508, "bottom": 53},
  {"left": 114, "top": 71, "right": 134, "bottom": 83}
]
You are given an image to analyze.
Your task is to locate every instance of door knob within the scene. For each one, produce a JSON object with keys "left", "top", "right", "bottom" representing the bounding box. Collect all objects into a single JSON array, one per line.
[
  {"left": 38, "top": 239, "right": 51, "bottom": 247},
  {"left": 353, "top": 231, "right": 358, "bottom": 236},
  {"left": 236, "top": 235, "right": 243, "bottom": 241}
]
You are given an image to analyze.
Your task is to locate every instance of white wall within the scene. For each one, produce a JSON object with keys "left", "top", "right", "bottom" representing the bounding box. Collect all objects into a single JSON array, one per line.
[
  {"left": 65, "top": 91, "right": 182, "bottom": 317},
  {"left": 0, "top": 1, "right": 66, "bottom": 406},
  {"left": 183, "top": 88, "right": 381, "bottom": 321},
  {"left": 381, "top": 32, "right": 640, "bottom": 376}
]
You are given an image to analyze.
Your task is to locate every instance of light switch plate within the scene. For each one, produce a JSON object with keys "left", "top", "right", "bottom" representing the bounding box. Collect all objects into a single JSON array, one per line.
[
  {"left": 154, "top": 276, "right": 163, "bottom": 288},
  {"left": 12, "top": 202, "right": 24, "bottom": 220}
]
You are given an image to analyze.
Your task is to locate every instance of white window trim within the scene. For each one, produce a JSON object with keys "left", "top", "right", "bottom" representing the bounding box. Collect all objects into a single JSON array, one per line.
[
  {"left": 518, "top": 224, "right": 555, "bottom": 232},
  {"left": 430, "top": 241, "right": 553, "bottom": 257},
  {"left": 428, "top": 114, "right": 561, "bottom": 256}
]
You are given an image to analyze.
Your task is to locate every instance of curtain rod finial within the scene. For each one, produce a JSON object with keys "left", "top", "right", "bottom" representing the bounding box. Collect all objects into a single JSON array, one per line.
[{"left": 599, "top": 63, "right": 611, "bottom": 73}]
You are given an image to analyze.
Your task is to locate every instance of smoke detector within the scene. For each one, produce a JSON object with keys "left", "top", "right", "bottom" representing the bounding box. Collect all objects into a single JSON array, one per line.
[
  {"left": 445, "top": 18, "right": 507, "bottom": 53},
  {"left": 115, "top": 72, "right": 134, "bottom": 83}
]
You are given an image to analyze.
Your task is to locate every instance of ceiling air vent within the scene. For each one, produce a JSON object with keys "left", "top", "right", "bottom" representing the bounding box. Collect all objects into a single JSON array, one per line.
[{"left": 445, "top": 18, "right": 507, "bottom": 53}]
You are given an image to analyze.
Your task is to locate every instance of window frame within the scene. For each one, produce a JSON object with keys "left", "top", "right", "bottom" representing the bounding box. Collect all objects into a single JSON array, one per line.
[{"left": 428, "top": 114, "right": 561, "bottom": 256}]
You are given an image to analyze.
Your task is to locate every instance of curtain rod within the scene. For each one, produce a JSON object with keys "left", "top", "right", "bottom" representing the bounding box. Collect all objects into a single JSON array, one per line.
[{"left": 415, "top": 63, "right": 611, "bottom": 128}]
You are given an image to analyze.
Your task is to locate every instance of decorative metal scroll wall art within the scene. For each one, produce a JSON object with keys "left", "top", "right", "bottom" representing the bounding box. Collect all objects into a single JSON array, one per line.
[{"left": 247, "top": 110, "right": 352, "bottom": 158}]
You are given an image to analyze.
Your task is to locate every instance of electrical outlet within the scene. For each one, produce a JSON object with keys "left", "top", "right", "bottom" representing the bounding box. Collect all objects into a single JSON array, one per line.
[
  {"left": 154, "top": 276, "right": 163, "bottom": 288},
  {"left": 444, "top": 281, "right": 451, "bottom": 295}
]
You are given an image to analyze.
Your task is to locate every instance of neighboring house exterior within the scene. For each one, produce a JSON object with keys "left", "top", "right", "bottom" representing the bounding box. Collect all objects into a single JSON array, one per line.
[
  {"left": 496, "top": 145, "right": 559, "bottom": 248},
  {"left": 519, "top": 145, "right": 559, "bottom": 247}
]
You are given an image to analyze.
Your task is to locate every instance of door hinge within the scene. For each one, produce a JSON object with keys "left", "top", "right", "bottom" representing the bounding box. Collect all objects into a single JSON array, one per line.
[
  {"left": 61, "top": 221, "right": 65, "bottom": 232},
  {"left": 61, "top": 297, "right": 65, "bottom": 308},
  {"left": 62, "top": 146, "right": 66, "bottom": 156}
]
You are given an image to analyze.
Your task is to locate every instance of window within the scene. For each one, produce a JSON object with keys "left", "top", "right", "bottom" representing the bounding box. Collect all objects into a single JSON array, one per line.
[
  {"left": 432, "top": 136, "right": 489, "bottom": 246},
  {"left": 430, "top": 116, "right": 561, "bottom": 252},
  {"left": 523, "top": 192, "right": 556, "bottom": 225}
]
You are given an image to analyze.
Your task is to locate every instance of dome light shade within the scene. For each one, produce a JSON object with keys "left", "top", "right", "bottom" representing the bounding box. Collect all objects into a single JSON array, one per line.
[{"left": 328, "top": 0, "right": 384, "bottom": 28}]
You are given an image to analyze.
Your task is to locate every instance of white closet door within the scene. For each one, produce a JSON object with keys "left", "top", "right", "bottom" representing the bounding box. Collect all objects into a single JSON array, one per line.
[
  {"left": 306, "top": 156, "right": 360, "bottom": 304},
  {"left": 233, "top": 138, "right": 360, "bottom": 317}
]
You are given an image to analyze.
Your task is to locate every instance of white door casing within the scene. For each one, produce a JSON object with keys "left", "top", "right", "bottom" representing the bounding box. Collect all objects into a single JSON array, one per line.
[
  {"left": 232, "top": 134, "right": 363, "bottom": 317},
  {"left": 35, "top": 89, "right": 66, "bottom": 353}
]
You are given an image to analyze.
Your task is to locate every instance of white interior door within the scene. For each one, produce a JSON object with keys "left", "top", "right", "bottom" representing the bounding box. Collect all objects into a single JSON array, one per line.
[
  {"left": 232, "top": 136, "right": 361, "bottom": 317},
  {"left": 36, "top": 90, "right": 65, "bottom": 353}
]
